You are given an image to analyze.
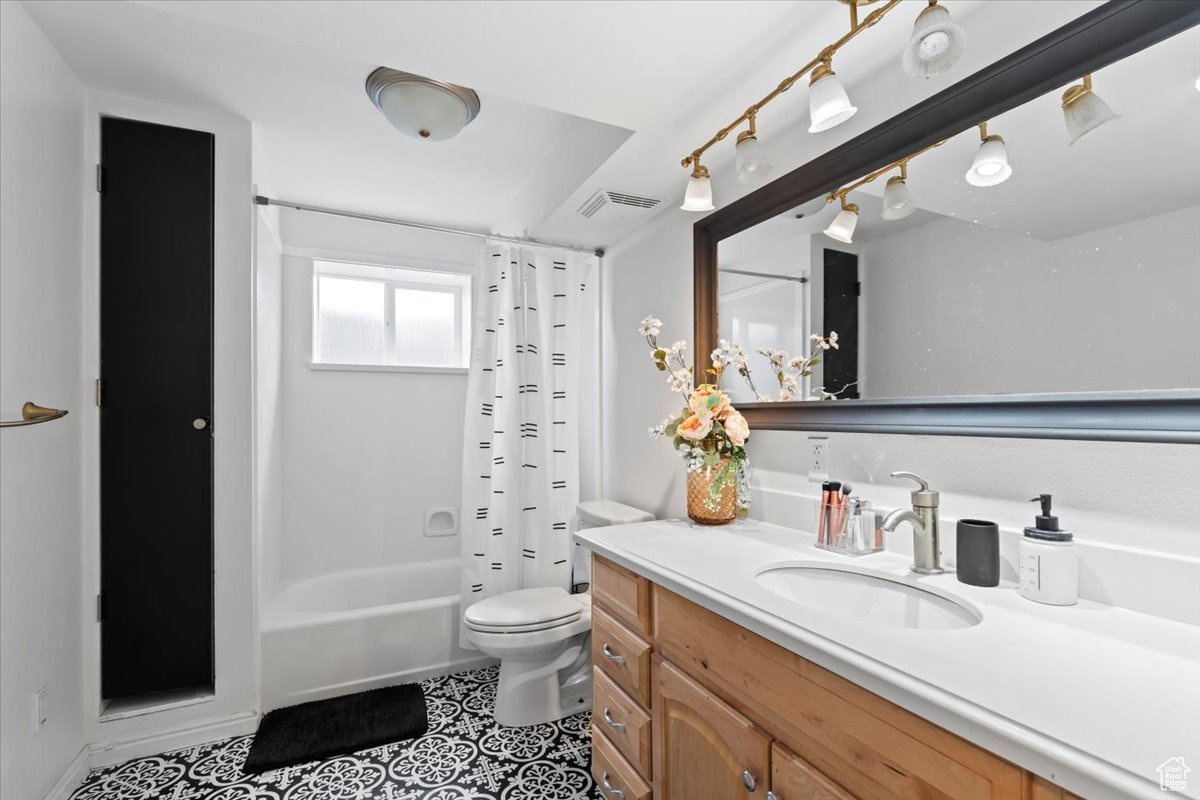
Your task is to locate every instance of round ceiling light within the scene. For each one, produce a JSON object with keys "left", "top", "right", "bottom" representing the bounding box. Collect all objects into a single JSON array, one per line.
[{"left": 365, "top": 67, "right": 481, "bottom": 141}]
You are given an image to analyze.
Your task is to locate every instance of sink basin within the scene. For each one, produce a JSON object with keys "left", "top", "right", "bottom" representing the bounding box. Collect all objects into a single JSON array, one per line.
[{"left": 755, "top": 563, "right": 981, "bottom": 630}]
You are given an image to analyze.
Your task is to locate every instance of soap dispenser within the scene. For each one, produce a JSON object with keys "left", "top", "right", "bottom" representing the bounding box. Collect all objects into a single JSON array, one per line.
[{"left": 1018, "top": 494, "right": 1078, "bottom": 606}]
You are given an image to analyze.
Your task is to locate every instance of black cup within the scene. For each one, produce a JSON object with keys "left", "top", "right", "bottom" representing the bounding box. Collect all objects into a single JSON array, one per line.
[{"left": 956, "top": 519, "right": 1000, "bottom": 587}]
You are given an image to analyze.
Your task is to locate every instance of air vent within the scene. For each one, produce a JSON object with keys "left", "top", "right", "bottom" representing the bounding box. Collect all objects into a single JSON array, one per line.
[{"left": 577, "top": 189, "right": 661, "bottom": 220}]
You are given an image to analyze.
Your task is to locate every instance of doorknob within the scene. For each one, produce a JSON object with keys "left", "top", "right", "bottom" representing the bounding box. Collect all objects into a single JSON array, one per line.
[{"left": 192, "top": 418, "right": 208, "bottom": 430}]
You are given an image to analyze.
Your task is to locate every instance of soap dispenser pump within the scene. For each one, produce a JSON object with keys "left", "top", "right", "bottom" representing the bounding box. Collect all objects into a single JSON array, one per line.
[{"left": 1018, "top": 493, "right": 1078, "bottom": 606}]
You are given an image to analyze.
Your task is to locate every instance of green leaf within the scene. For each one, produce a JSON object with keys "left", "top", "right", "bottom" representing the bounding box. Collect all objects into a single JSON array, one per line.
[
  {"left": 665, "top": 420, "right": 680, "bottom": 436},
  {"left": 809, "top": 358, "right": 821, "bottom": 367},
  {"left": 654, "top": 349, "right": 667, "bottom": 360},
  {"left": 656, "top": 361, "right": 667, "bottom": 371}
]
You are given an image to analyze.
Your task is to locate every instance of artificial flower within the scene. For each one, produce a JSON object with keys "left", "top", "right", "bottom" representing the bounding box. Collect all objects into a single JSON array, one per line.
[
  {"left": 723, "top": 411, "right": 749, "bottom": 446},
  {"left": 639, "top": 316, "right": 662, "bottom": 337},
  {"left": 676, "top": 413, "right": 713, "bottom": 441}
]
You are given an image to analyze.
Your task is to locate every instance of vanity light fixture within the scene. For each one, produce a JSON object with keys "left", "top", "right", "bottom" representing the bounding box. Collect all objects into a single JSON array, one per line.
[
  {"left": 808, "top": 57, "right": 859, "bottom": 133},
  {"left": 881, "top": 164, "right": 918, "bottom": 220},
  {"left": 366, "top": 67, "right": 481, "bottom": 141},
  {"left": 735, "top": 112, "right": 774, "bottom": 184},
  {"left": 964, "top": 121, "right": 1012, "bottom": 187},
  {"left": 823, "top": 197, "right": 860, "bottom": 243},
  {"left": 681, "top": 161, "right": 715, "bottom": 212},
  {"left": 1061, "top": 73, "right": 1120, "bottom": 145},
  {"left": 902, "top": 0, "right": 966, "bottom": 78}
]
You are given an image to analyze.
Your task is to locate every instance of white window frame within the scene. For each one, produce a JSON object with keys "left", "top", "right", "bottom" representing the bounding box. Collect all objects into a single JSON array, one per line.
[{"left": 311, "top": 258, "right": 471, "bottom": 373}]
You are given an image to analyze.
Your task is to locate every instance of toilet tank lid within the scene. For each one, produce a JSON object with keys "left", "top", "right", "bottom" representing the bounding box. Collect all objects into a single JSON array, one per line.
[{"left": 577, "top": 500, "right": 654, "bottom": 527}]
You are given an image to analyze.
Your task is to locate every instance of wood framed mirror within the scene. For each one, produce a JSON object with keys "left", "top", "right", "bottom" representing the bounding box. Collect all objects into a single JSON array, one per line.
[{"left": 693, "top": 0, "right": 1200, "bottom": 444}]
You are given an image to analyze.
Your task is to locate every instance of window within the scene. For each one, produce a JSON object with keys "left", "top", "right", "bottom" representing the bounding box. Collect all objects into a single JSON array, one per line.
[{"left": 312, "top": 260, "right": 471, "bottom": 370}]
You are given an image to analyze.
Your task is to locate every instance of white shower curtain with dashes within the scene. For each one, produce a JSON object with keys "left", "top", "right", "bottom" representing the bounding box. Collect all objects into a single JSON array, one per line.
[{"left": 459, "top": 241, "right": 593, "bottom": 645}]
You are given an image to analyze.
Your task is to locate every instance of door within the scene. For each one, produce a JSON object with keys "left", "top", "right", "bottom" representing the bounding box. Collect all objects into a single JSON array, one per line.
[
  {"left": 822, "top": 249, "right": 859, "bottom": 399},
  {"left": 100, "top": 117, "right": 214, "bottom": 699},
  {"left": 653, "top": 658, "right": 771, "bottom": 799}
]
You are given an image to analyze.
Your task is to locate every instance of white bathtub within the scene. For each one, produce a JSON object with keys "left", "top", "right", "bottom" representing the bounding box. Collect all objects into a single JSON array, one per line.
[{"left": 261, "top": 558, "right": 492, "bottom": 711}]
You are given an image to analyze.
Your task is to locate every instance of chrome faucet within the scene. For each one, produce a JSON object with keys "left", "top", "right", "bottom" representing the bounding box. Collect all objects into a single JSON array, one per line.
[{"left": 882, "top": 471, "right": 943, "bottom": 575}]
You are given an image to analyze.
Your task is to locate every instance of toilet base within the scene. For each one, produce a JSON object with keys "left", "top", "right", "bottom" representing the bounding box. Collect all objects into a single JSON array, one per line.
[{"left": 492, "top": 639, "right": 592, "bottom": 727}]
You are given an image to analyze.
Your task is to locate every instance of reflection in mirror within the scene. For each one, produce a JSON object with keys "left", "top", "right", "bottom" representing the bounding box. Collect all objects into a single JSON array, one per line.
[{"left": 718, "top": 24, "right": 1200, "bottom": 406}]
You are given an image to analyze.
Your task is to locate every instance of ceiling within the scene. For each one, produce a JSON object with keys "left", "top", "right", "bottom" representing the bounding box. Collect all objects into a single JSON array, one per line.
[{"left": 24, "top": 0, "right": 1139, "bottom": 250}]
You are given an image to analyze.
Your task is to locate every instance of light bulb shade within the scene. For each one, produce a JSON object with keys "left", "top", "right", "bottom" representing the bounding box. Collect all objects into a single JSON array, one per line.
[
  {"left": 735, "top": 134, "right": 773, "bottom": 184},
  {"left": 1062, "top": 90, "right": 1119, "bottom": 145},
  {"left": 681, "top": 172, "right": 715, "bottom": 212},
  {"left": 881, "top": 177, "right": 917, "bottom": 220},
  {"left": 823, "top": 205, "right": 859, "bottom": 243},
  {"left": 964, "top": 135, "right": 1012, "bottom": 187},
  {"left": 902, "top": 4, "right": 966, "bottom": 78},
  {"left": 793, "top": 195, "right": 830, "bottom": 219},
  {"left": 808, "top": 72, "right": 858, "bottom": 133},
  {"left": 366, "top": 68, "right": 481, "bottom": 141}
]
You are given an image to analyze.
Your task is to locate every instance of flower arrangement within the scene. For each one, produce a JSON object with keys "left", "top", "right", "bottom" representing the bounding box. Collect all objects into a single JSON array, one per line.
[{"left": 640, "top": 316, "right": 842, "bottom": 523}]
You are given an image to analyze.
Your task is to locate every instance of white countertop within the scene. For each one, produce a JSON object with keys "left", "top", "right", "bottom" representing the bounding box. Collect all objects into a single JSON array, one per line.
[{"left": 575, "top": 518, "right": 1200, "bottom": 800}]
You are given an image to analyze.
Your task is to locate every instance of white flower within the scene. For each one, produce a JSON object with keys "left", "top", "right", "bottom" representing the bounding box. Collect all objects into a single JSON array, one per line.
[
  {"left": 828, "top": 331, "right": 839, "bottom": 349},
  {"left": 639, "top": 316, "right": 662, "bottom": 337},
  {"left": 668, "top": 373, "right": 691, "bottom": 393},
  {"left": 787, "top": 356, "right": 808, "bottom": 371},
  {"left": 669, "top": 340, "right": 687, "bottom": 355}
]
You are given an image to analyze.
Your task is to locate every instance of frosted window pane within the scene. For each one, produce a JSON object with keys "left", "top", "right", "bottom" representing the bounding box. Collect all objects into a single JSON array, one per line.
[
  {"left": 317, "top": 276, "right": 385, "bottom": 364},
  {"left": 394, "top": 288, "right": 456, "bottom": 366}
]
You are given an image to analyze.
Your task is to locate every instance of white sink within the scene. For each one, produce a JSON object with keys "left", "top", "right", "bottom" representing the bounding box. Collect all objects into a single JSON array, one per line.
[{"left": 755, "top": 563, "right": 981, "bottom": 630}]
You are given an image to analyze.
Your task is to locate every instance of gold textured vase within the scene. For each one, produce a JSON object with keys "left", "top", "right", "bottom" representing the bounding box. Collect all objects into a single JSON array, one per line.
[{"left": 687, "top": 457, "right": 737, "bottom": 525}]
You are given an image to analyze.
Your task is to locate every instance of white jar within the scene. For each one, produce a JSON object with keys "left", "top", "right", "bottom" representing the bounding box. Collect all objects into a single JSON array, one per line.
[{"left": 1018, "top": 533, "right": 1078, "bottom": 606}]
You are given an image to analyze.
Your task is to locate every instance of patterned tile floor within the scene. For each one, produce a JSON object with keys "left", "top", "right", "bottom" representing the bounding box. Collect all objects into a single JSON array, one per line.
[{"left": 72, "top": 666, "right": 603, "bottom": 800}]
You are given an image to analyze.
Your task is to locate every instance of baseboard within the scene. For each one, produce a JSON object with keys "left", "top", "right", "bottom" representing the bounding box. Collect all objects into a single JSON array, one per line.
[
  {"left": 264, "top": 656, "right": 497, "bottom": 712},
  {"left": 42, "top": 746, "right": 90, "bottom": 800},
  {"left": 88, "top": 710, "right": 259, "bottom": 768}
]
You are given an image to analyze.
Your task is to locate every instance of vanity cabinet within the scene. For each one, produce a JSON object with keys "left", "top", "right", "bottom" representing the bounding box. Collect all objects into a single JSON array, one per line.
[{"left": 589, "top": 554, "right": 1086, "bottom": 800}]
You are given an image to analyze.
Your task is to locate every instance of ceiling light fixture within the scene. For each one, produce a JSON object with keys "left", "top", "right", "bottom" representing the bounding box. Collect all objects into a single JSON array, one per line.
[
  {"left": 808, "top": 57, "right": 859, "bottom": 133},
  {"left": 964, "top": 121, "right": 1012, "bottom": 186},
  {"left": 681, "top": 162, "right": 715, "bottom": 212},
  {"left": 902, "top": 0, "right": 966, "bottom": 78},
  {"left": 881, "top": 167, "right": 917, "bottom": 220},
  {"left": 824, "top": 198, "right": 860, "bottom": 243},
  {"left": 1061, "top": 73, "right": 1119, "bottom": 145},
  {"left": 365, "top": 67, "right": 481, "bottom": 141},
  {"left": 735, "top": 112, "right": 774, "bottom": 184}
]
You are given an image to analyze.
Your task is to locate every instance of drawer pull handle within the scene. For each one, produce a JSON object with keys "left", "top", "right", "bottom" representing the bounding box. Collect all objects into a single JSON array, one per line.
[
  {"left": 742, "top": 770, "right": 757, "bottom": 791},
  {"left": 601, "top": 771, "right": 625, "bottom": 799},
  {"left": 602, "top": 644, "right": 625, "bottom": 664},
  {"left": 602, "top": 707, "right": 625, "bottom": 731},
  {"left": 767, "top": 793, "right": 779, "bottom": 800}
]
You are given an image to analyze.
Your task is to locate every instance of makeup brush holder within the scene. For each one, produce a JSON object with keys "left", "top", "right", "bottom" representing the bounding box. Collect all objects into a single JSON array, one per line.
[{"left": 817, "top": 498, "right": 884, "bottom": 557}]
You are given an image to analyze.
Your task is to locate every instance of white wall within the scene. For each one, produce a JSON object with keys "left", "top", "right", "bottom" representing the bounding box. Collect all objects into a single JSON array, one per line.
[
  {"left": 0, "top": 4, "right": 87, "bottom": 796},
  {"left": 79, "top": 91, "right": 258, "bottom": 762},
  {"left": 273, "top": 211, "right": 477, "bottom": 589}
]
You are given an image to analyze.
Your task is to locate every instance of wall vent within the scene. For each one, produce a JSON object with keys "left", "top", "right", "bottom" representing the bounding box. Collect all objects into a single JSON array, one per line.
[{"left": 577, "top": 189, "right": 661, "bottom": 220}]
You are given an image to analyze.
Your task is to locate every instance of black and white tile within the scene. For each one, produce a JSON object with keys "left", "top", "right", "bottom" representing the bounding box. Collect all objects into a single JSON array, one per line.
[{"left": 72, "top": 666, "right": 602, "bottom": 800}]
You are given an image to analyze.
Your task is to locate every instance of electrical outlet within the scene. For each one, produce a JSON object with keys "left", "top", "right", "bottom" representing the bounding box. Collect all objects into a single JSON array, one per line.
[
  {"left": 808, "top": 437, "right": 830, "bottom": 481},
  {"left": 33, "top": 687, "right": 47, "bottom": 733}
]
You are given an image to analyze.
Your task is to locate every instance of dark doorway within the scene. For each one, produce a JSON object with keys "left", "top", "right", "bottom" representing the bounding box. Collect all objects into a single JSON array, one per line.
[
  {"left": 99, "top": 117, "right": 214, "bottom": 699},
  {"left": 822, "top": 249, "right": 860, "bottom": 399}
]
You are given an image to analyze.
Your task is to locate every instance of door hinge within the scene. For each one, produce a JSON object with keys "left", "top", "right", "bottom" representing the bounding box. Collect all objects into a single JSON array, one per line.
[
  {"left": 96, "top": 594, "right": 104, "bottom": 622},
  {"left": 856, "top": 281, "right": 862, "bottom": 297},
  {"left": 95, "top": 164, "right": 104, "bottom": 194},
  {"left": 95, "top": 379, "right": 103, "bottom": 408}
]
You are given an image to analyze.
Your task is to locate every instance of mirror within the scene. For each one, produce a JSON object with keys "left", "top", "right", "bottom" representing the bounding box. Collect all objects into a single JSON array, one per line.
[{"left": 716, "top": 22, "right": 1199, "bottom": 407}]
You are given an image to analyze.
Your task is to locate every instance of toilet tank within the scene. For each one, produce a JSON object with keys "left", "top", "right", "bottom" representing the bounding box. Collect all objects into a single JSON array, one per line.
[{"left": 572, "top": 500, "right": 653, "bottom": 591}]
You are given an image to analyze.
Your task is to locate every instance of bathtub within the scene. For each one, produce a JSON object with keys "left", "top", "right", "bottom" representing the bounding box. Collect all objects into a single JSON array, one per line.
[{"left": 261, "top": 558, "right": 492, "bottom": 711}]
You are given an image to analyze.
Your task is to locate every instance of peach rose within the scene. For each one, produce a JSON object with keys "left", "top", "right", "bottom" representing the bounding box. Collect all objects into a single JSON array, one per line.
[
  {"left": 676, "top": 413, "right": 713, "bottom": 441},
  {"left": 689, "top": 384, "right": 732, "bottom": 420},
  {"left": 723, "top": 411, "right": 749, "bottom": 446}
]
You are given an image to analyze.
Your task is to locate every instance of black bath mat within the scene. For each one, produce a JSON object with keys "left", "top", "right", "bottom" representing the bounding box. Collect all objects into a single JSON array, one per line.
[{"left": 243, "top": 683, "right": 428, "bottom": 774}]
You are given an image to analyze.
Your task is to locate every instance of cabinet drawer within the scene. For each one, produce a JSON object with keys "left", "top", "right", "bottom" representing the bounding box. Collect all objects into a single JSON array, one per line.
[
  {"left": 593, "top": 605, "right": 653, "bottom": 708},
  {"left": 593, "top": 555, "right": 652, "bottom": 634},
  {"left": 772, "top": 743, "right": 856, "bottom": 800},
  {"left": 594, "top": 728, "right": 653, "bottom": 800},
  {"left": 593, "top": 666, "right": 653, "bottom": 780},
  {"left": 653, "top": 586, "right": 1024, "bottom": 800}
]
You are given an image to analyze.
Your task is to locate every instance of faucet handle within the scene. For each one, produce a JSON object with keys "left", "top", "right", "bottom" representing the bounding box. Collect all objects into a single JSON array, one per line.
[{"left": 891, "top": 470, "right": 939, "bottom": 507}]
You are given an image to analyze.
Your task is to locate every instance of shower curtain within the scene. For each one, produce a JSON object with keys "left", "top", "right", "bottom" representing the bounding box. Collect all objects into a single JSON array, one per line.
[{"left": 459, "top": 241, "right": 594, "bottom": 644}]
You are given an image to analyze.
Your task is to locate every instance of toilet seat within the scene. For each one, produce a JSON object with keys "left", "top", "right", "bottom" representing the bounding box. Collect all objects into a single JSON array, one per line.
[{"left": 464, "top": 587, "right": 589, "bottom": 634}]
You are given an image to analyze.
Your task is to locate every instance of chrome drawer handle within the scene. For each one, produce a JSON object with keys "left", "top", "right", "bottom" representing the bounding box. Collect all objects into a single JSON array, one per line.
[
  {"left": 766, "top": 793, "right": 779, "bottom": 800},
  {"left": 742, "top": 770, "right": 757, "bottom": 791},
  {"left": 602, "top": 644, "right": 625, "bottom": 664},
  {"left": 601, "top": 771, "right": 624, "bottom": 799},
  {"left": 602, "top": 707, "right": 625, "bottom": 731}
]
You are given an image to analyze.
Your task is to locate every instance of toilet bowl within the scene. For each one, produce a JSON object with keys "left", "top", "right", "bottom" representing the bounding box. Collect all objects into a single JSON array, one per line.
[
  {"left": 464, "top": 588, "right": 593, "bottom": 726},
  {"left": 463, "top": 500, "right": 653, "bottom": 727}
]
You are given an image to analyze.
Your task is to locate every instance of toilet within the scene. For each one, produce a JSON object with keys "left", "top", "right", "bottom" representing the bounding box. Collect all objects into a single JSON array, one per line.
[{"left": 463, "top": 500, "right": 653, "bottom": 727}]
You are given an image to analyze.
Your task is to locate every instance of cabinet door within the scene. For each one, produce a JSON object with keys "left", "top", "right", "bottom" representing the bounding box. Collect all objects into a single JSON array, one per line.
[
  {"left": 653, "top": 658, "right": 771, "bottom": 800},
  {"left": 771, "top": 743, "right": 856, "bottom": 800}
]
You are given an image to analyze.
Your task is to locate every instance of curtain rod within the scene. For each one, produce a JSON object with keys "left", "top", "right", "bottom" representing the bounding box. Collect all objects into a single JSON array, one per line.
[
  {"left": 253, "top": 196, "right": 604, "bottom": 258},
  {"left": 719, "top": 268, "right": 808, "bottom": 284}
]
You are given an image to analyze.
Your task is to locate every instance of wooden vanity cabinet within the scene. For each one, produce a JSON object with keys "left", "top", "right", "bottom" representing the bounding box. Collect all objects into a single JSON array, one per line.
[{"left": 588, "top": 555, "right": 1082, "bottom": 800}]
